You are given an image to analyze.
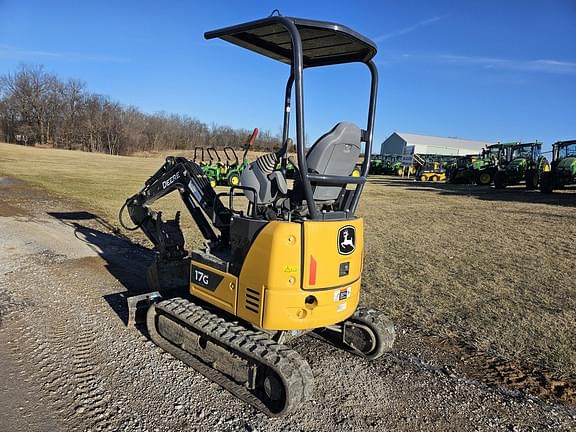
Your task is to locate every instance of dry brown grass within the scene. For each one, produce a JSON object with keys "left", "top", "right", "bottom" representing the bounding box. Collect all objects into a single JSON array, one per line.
[
  {"left": 1, "top": 142, "right": 575, "bottom": 378},
  {"left": 131, "top": 148, "right": 270, "bottom": 161}
]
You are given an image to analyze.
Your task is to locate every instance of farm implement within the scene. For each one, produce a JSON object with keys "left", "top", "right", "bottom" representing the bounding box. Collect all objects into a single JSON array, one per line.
[{"left": 120, "top": 15, "right": 395, "bottom": 417}]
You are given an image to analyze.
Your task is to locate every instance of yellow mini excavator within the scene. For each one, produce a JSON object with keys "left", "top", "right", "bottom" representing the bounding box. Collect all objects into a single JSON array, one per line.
[{"left": 120, "top": 14, "right": 395, "bottom": 416}]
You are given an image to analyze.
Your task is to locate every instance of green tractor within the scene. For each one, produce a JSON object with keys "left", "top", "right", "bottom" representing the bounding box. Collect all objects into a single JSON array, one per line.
[
  {"left": 391, "top": 161, "right": 404, "bottom": 176},
  {"left": 222, "top": 128, "right": 259, "bottom": 186},
  {"left": 284, "top": 160, "right": 297, "bottom": 179},
  {"left": 540, "top": 140, "right": 576, "bottom": 193},
  {"left": 378, "top": 154, "right": 403, "bottom": 175},
  {"left": 494, "top": 141, "right": 549, "bottom": 189},
  {"left": 204, "top": 147, "right": 226, "bottom": 187},
  {"left": 193, "top": 146, "right": 207, "bottom": 167},
  {"left": 222, "top": 147, "right": 243, "bottom": 186},
  {"left": 194, "top": 147, "right": 215, "bottom": 180},
  {"left": 369, "top": 156, "right": 384, "bottom": 175},
  {"left": 472, "top": 142, "right": 516, "bottom": 186}
]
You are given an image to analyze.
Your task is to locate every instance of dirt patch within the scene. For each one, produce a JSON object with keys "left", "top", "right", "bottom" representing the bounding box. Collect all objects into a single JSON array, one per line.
[
  {"left": 405, "top": 331, "right": 576, "bottom": 406},
  {"left": 0, "top": 202, "right": 30, "bottom": 217}
]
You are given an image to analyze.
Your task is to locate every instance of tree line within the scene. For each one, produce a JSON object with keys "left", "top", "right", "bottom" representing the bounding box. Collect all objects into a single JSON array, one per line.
[{"left": 0, "top": 65, "right": 280, "bottom": 155}]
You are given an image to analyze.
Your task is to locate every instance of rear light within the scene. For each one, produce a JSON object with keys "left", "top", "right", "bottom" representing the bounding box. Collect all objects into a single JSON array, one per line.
[{"left": 309, "top": 256, "right": 317, "bottom": 285}]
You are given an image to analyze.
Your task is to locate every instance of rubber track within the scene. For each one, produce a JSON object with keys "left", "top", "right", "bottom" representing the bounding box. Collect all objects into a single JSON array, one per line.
[{"left": 147, "top": 298, "right": 314, "bottom": 417}]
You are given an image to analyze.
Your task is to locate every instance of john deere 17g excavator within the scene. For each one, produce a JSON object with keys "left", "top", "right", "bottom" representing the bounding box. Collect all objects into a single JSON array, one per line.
[{"left": 120, "top": 15, "right": 395, "bottom": 417}]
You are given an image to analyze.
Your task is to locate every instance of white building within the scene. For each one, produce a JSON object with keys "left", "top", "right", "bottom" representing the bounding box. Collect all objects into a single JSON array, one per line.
[{"left": 380, "top": 132, "right": 490, "bottom": 157}]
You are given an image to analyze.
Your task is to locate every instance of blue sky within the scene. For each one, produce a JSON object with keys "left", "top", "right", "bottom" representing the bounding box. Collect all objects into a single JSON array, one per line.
[{"left": 0, "top": 0, "right": 574, "bottom": 153}]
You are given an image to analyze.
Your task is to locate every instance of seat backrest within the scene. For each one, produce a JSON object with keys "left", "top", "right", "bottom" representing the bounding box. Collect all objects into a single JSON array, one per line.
[{"left": 306, "top": 122, "right": 361, "bottom": 203}]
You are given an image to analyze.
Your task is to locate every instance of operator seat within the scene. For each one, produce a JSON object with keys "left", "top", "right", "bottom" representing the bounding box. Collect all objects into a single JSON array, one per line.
[
  {"left": 240, "top": 122, "right": 361, "bottom": 209},
  {"left": 304, "top": 121, "right": 362, "bottom": 204}
]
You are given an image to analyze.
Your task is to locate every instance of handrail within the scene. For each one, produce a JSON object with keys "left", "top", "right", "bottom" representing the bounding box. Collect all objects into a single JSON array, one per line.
[{"left": 307, "top": 174, "right": 366, "bottom": 185}]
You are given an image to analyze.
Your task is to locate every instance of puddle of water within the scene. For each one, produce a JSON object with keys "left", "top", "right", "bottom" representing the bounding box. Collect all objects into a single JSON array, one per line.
[{"left": 0, "top": 177, "right": 18, "bottom": 187}]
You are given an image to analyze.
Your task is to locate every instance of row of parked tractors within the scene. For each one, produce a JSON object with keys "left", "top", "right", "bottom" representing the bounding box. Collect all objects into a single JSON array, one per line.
[
  {"left": 193, "top": 129, "right": 260, "bottom": 187},
  {"left": 369, "top": 140, "right": 576, "bottom": 193}
]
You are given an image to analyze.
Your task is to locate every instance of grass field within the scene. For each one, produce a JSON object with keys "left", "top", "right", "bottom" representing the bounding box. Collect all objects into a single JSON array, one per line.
[{"left": 1, "top": 142, "right": 575, "bottom": 380}]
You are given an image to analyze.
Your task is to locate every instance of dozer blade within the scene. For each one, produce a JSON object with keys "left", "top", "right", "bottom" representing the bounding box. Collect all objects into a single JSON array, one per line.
[
  {"left": 126, "top": 291, "right": 162, "bottom": 326},
  {"left": 146, "top": 257, "right": 190, "bottom": 294}
]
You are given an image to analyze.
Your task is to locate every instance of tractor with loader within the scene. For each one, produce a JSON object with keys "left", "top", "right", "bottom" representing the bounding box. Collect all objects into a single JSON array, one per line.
[
  {"left": 120, "top": 15, "right": 395, "bottom": 417},
  {"left": 540, "top": 140, "right": 576, "bottom": 193},
  {"left": 494, "top": 141, "right": 549, "bottom": 189}
]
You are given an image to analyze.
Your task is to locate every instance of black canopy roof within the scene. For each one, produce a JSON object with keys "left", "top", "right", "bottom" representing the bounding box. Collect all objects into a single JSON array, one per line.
[{"left": 204, "top": 16, "right": 377, "bottom": 67}]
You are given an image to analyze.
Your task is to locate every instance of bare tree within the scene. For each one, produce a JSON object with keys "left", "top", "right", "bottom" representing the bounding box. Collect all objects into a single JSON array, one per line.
[{"left": 0, "top": 64, "right": 281, "bottom": 155}]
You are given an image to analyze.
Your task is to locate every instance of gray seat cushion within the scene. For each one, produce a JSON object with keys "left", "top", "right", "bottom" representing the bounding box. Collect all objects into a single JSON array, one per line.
[{"left": 306, "top": 122, "right": 361, "bottom": 202}]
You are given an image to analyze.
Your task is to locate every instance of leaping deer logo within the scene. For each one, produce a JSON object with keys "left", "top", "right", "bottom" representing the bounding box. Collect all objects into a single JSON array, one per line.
[
  {"left": 338, "top": 226, "right": 356, "bottom": 255},
  {"left": 341, "top": 230, "right": 354, "bottom": 249}
]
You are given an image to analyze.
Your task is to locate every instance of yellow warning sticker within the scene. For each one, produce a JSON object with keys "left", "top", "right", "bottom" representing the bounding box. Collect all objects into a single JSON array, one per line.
[{"left": 283, "top": 265, "right": 298, "bottom": 273}]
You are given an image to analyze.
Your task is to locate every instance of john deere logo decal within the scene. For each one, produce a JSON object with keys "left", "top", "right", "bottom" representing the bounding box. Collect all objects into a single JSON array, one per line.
[{"left": 338, "top": 226, "right": 356, "bottom": 255}]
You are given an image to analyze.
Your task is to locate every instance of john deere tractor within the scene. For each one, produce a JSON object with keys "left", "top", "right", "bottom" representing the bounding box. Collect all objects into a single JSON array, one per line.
[
  {"left": 494, "top": 141, "right": 549, "bottom": 189},
  {"left": 222, "top": 128, "right": 259, "bottom": 186},
  {"left": 369, "top": 156, "right": 384, "bottom": 175},
  {"left": 540, "top": 140, "right": 576, "bottom": 193},
  {"left": 472, "top": 142, "right": 515, "bottom": 185},
  {"left": 390, "top": 158, "right": 404, "bottom": 176},
  {"left": 203, "top": 147, "right": 225, "bottom": 187}
]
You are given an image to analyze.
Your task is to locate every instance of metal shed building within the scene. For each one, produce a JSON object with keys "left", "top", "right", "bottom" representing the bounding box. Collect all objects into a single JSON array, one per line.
[{"left": 380, "top": 132, "right": 490, "bottom": 157}]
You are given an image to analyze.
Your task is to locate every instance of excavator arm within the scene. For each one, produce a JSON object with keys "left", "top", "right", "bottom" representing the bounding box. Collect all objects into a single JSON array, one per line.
[{"left": 122, "top": 156, "right": 232, "bottom": 261}]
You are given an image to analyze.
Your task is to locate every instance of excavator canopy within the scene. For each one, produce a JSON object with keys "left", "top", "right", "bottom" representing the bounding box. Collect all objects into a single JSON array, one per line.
[
  {"left": 204, "top": 15, "right": 378, "bottom": 219},
  {"left": 204, "top": 16, "right": 377, "bottom": 67}
]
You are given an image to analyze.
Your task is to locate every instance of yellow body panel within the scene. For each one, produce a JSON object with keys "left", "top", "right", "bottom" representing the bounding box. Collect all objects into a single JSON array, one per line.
[
  {"left": 236, "top": 222, "right": 302, "bottom": 326},
  {"left": 190, "top": 261, "right": 238, "bottom": 315},
  {"left": 262, "top": 280, "right": 360, "bottom": 330},
  {"left": 189, "top": 218, "right": 364, "bottom": 331},
  {"left": 302, "top": 219, "right": 363, "bottom": 290}
]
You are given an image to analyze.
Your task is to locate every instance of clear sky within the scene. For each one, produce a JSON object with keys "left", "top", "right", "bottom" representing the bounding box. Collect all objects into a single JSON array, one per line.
[{"left": 0, "top": 0, "right": 574, "bottom": 152}]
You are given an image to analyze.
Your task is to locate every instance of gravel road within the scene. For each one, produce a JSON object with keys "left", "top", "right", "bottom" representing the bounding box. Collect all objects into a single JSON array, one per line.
[{"left": 1, "top": 177, "right": 574, "bottom": 432}]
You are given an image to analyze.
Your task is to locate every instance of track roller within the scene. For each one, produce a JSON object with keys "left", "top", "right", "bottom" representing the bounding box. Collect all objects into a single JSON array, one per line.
[{"left": 146, "top": 298, "right": 314, "bottom": 417}]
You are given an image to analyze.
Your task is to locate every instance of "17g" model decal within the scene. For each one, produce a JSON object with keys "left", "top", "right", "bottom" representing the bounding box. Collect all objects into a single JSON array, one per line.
[{"left": 191, "top": 265, "right": 224, "bottom": 292}]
